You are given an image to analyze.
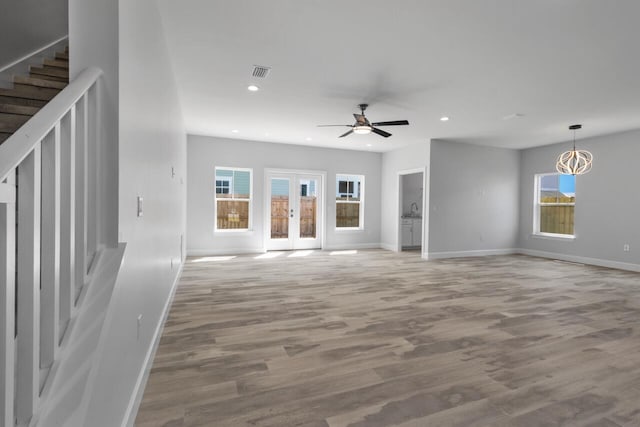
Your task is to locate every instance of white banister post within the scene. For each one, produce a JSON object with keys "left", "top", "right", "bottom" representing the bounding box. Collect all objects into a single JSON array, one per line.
[
  {"left": 0, "top": 171, "right": 16, "bottom": 427},
  {"left": 40, "top": 126, "right": 61, "bottom": 368},
  {"left": 60, "top": 105, "right": 76, "bottom": 332},
  {"left": 16, "top": 143, "right": 42, "bottom": 424},
  {"left": 75, "top": 94, "right": 88, "bottom": 295},
  {"left": 86, "top": 84, "right": 98, "bottom": 273}
]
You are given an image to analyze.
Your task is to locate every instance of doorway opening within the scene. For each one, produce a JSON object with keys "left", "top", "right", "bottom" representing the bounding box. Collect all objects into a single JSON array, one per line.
[
  {"left": 265, "top": 170, "right": 324, "bottom": 251},
  {"left": 398, "top": 169, "right": 425, "bottom": 252}
]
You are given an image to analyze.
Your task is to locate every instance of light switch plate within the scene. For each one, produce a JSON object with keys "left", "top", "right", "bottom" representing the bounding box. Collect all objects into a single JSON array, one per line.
[{"left": 137, "top": 196, "right": 143, "bottom": 217}]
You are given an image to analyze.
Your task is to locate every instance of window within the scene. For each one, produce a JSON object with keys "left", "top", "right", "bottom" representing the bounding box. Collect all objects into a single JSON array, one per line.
[
  {"left": 216, "top": 178, "right": 231, "bottom": 194},
  {"left": 534, "top": 173, "right": 575, "bottom": 237},
  {"left": 336, "top": 174, "right": 364, "bottom": 229},
  {"left": 215, "top": 167, "right": 252, "bottom": 231}
]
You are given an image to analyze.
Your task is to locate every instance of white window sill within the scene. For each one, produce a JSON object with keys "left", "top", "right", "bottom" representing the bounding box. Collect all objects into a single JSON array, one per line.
[
  {"left": 215, "top": 229, "right": 253, "bottom": 235},
  {"left": 531, "top": 233, "right": 575, "bottom": 241},
  {"left": 335, "top": 227, "right": 364, "bottom": 232}
]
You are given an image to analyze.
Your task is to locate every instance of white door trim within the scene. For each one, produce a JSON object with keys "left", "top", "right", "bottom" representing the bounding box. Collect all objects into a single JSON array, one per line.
[{"left": 396, "top": 167, "right": 428, "bottom": 259}]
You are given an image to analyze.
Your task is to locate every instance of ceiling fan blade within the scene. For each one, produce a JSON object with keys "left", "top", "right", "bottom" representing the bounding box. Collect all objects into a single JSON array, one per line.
[
  {"left": 339, "top": 130, "right": 354, "bottom": 138},
  {"left": 371, "top": 127, "right": 391, "bottom": 138},
  {"left": 371, "top": 120, "right": 409, "bottom": 127},
  {"left": 317, "top": 124, "right": 351, "bottom": 127}
]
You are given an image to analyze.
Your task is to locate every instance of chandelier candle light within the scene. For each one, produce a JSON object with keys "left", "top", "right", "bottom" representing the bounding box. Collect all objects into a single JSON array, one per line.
[{"left": 556, "top": 124, "right": 593, "bottom": 175}]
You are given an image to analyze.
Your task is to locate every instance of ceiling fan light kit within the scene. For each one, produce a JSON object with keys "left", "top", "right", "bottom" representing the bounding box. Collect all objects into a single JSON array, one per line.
[
  {"left": 318, "top": 104, "right": 409, "bottom": 139},
  {"left": 556, "top": 124, "right": 593, "bottom": 175},
  {"left": 353, "top": 125, "right": 372, "bottom": 135}
]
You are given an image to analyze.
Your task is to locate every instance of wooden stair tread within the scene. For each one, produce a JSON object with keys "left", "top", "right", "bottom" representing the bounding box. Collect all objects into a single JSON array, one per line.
[
  {"left": 30, "top": 65, "right": 69, "bottom": 79},
  {"left": 0, "top": 104, "right": 40, "bottom": 116},
  {"left": 29, "top": 72, "right": 68, "bottom": 83},
  {"left": 14, "top": 75, "right": 67, "bottom": 90},
  {"left": 0, "top": 47, "right": 70, "bottom": 144},
  {"left": 0, "top": 113, "right": 30, "bottom": 133},
  {"left": 0, "top": 95, "right": 47, "bottom": 108},
  {"left": 43, "top": 58, "right": 69, "bottom": 69},
  {"left": 0, "top": 85, "right": 60, "bottom": 102}
]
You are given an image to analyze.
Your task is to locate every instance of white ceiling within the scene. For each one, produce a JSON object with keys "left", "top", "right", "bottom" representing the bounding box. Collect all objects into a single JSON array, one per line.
[{"left": 157, "top": 0, "right": 640, "bottom": 152}]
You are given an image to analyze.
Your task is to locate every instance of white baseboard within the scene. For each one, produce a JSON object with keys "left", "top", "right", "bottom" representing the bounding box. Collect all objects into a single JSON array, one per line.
[
  {"left": 323, "top": 242, "right": 382, "bottom": 251},
  {"left": 187, "top": 248, "right": 265, "bottom": 257},
  {"left": 428, "top": 248, "right": 518, "bottom": 260},
  {"left": 517, "top": 248, "right": 640, "bottom": 273},
  {"left": 123, "top": 263, "right": 184, "bottom": 427},
  {"left": 380, "top": 243, "right": 397, "bottom": 252},
  {"left": 188, "top": 243, "right": 384, "bottom": 256}
]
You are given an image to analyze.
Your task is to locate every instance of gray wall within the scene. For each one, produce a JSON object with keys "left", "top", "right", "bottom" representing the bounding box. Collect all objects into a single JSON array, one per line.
[
  {"left": 380, "top": 142, "right": 430, "bottom": 254},
  {"left": 429, "top": 140, "right": 520, "bottom": 257},
  {"left": 0, "top": 0, "right": 68, "bottom": 68},
  {"left": 187, "top": 135, "right": 382, "bottom": 254},
  {"left": 518, "top": 129, "right": 640, "bottom": 269}
]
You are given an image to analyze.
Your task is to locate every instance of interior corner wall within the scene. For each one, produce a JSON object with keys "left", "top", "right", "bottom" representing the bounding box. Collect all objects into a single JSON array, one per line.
[
  {"left": 75, "top": 0, "right": 187, "bottom": 425},
  {"left": 518, "top": 129, "right": 640, "bottom": 270},
  {"left": 0, "top": 0, "right": 68, "bottom": 69},
  {"left": 380, "top": 142, "right": 430, "bottom": 253},
  {"left": 187, "top": 135, "right": 382, "bottom": 254},
  {"left": 428, "top": 140, "right": 519, "bottom": 258}
]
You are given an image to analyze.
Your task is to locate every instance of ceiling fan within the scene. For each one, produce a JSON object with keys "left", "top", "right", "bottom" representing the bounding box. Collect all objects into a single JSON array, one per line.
[{"left": 318, "top": 104, "right": 409, "bottom": 138}]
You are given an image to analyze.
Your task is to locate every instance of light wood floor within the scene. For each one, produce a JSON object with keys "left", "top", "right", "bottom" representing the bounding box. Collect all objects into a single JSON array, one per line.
[{"left": 135, "top": 250, "right": 640, "bottom": 427}]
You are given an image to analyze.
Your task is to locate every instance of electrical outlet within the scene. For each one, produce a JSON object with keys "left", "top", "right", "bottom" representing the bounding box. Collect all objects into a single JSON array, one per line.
[
  {"left": 137, "top": 196, "right": 143, "bottom": 217},
  {"left": 623, "top": 244, "right": 630, "bottom": 252}
]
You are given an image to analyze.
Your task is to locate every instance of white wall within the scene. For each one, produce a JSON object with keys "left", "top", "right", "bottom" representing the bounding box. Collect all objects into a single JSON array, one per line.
[
  {"left": 69, "top": 0, "right": 119, "bottom": 249},
  {"left": 188, "top": 135, "right": 382, "bottom": 254},
  {"left": 518, "top": 129, "right": 640, "bottom": 270},
  {"left": 428, "top": 140, "right": 519, "bottom": 258},
  {"left": 70, "top": 0, "right": 187, "bottom": 425},
  {"left": 0, "top": 0, "right": 68, "bottom": 69},
  {"left": 380, "top": 142, "right": 430, "bottom": 253}
]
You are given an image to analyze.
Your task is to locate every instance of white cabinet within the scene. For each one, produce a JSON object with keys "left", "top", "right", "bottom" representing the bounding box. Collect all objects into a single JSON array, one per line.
[{"left": 401, "top": 217, "right": 422, "bottom": 248}]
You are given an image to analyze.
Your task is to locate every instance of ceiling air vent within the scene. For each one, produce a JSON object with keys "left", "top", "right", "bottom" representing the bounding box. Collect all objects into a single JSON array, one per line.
[{"left": 251, "top": 65, "right": 271, "bottom": 79}]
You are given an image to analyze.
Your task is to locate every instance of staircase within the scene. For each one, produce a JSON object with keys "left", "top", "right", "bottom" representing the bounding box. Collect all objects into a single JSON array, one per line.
[{"left": 0, "top": 48, "right": 69, "bottom": 144}]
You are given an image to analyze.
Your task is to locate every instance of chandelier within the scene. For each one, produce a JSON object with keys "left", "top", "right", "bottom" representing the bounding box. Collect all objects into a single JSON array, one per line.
[{"left": 556, "top": 124, "right": 593, "bottom": 175}]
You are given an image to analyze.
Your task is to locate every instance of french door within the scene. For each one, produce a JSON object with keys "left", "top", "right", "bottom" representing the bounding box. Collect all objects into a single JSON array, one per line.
[{"left": 265, "top": 171, "right": 323, "bottom": 250}]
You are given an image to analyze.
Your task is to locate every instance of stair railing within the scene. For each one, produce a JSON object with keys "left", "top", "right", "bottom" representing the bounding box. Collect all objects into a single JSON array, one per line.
[{"left": 0, "top": 66, "right": 102, "bottom": 426}]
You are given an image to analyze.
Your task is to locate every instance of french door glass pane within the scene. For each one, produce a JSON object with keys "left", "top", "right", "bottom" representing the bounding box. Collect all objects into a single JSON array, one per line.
[
  {"left": 299, "top": 179, "right": 317, "bottom": 238},
  {"left": 271, "top": 178, "right": 289, "bottom": 239}
]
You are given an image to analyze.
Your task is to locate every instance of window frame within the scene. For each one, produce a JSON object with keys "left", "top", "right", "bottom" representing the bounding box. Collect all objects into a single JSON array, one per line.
[
  {"left": 214, "top": 166, "right": 253, "bottom": 232},
  {"left": 533, "top": 172, "right": 575, "bottom": 239},
  {"left": 335, "top": 173, "right": 365, "bottom": 231}
]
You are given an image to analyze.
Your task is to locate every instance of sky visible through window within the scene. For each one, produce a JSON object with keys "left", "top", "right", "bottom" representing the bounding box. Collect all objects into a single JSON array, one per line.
[{"left": 541, "top": 174, "right": 575, "bottom": 197}]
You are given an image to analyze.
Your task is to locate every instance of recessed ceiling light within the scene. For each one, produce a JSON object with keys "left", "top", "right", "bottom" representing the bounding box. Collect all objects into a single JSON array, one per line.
[
  {"left": 305, "top": 137, "right": 312, "bottom": 141},
  {"left": 440, "top": 116, "right": 450, "bottom": 122},
  {"left": 231, "top": 129, "right": 239, "bottom": 133},
  {"left": 247, "top": 85, "right": 259, "bottom": 92},
  {"left": 366, "top": 144, "right": 372, "bottom": 147}
]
